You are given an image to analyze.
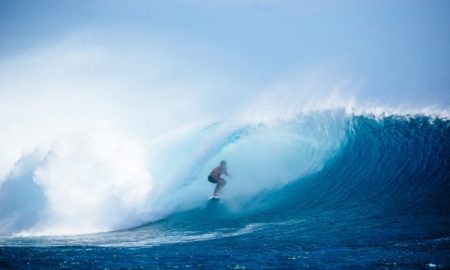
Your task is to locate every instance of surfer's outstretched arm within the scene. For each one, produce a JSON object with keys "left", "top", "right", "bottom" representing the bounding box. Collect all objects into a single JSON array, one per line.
[{"left": 224, "top": 168, "right": 232, "bottom": 178}]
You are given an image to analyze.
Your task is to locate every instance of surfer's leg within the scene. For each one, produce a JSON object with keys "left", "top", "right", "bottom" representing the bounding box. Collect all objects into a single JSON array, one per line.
[
  {"left": 213, "top": 184, "right": 221, "bottom": 196},
  {"left": 214, "top": 179, "right": 226, "bottom": 196}
]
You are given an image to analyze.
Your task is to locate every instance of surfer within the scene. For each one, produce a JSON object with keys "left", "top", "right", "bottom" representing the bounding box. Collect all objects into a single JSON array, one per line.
[{"left": 208, "top": 160, "right": 231, "bottom": 198}]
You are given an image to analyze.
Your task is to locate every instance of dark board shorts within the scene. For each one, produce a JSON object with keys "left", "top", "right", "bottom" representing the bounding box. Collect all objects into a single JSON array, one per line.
[{"left": 208, "top": 175, "right": 218, "bottom": 183}]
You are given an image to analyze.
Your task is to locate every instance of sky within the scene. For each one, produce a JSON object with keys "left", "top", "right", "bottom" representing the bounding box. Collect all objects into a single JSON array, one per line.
[
  {"left": 0, "top": 0, "right": 449, "bottom": 179},
  {"left": 1, "top": 0, "right": 449, "bottom": 104}
]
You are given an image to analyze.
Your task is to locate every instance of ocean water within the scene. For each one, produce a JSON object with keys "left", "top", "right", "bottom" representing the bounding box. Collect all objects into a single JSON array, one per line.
[{"left": 0, "top": 111, "right": 449, "bottom": 269}]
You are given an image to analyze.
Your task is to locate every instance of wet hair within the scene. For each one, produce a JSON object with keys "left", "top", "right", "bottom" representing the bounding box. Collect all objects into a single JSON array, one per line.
[{"left": 220, "top": 160, "right": 227, "bottom": 166}]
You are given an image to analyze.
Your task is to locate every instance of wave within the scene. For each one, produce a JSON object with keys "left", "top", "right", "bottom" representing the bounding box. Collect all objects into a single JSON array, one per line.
[
  {"left": 139, "top": 112, "right": 450, "bottom": 241},
  {"left": 0, "top": 109, "right": 449, "bottom": 237},
  {"left": 258, "top": 114, "right": 450, "bottom": 219}
]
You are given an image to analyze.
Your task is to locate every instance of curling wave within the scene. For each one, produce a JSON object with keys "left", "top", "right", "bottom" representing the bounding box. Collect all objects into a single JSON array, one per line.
[{"left": 0, "top": 110, "right": 449, "bottom": 238}]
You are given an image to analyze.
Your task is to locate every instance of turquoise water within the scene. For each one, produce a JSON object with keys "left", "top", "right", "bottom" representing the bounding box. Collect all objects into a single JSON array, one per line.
[{"left": 0, "top": 113, "right": 449, "bottom": 269}]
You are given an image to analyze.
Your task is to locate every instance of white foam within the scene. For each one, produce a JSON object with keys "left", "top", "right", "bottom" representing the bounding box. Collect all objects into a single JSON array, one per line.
[{"left": 17, "top": 126, "right": 153, "bottom": 236}]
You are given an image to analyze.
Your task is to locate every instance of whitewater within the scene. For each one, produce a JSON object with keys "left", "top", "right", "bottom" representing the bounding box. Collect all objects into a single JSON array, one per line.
[{"left": 0, "top": 104, "right": 449, "bottom": 268}]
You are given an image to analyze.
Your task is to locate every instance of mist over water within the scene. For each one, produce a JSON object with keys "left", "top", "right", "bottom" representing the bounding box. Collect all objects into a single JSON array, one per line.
[
  {"left": 0, "top": 33, "right": 363, "bottom": 236},
  {"left": 0, "top": 1, "right": 449, "bottom": 268}
]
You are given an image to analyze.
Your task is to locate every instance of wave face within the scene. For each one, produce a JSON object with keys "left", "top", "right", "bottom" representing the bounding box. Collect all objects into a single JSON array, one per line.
[
  {"left": 0, "top": 110, "right": 448, "bottom": 235},
  {"left": 155, "top": 114, "right": 450, "bottom": 235},
  {"left": 0, "top": 111, "right": 449, "bottom": 267},
  {"left": 261, "top": 114, "right": 450, "bottom": 217}
]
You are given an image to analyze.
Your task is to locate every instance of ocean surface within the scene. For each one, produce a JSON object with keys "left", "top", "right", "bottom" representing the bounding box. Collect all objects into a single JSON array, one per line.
[{"left": 0, "top": 111, "right": 449, "bottom": 269}]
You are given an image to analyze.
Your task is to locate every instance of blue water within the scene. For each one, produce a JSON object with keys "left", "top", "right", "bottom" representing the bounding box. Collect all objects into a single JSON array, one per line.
[{"left": 1, "top": 113, "right": 449, "bottom": 269}]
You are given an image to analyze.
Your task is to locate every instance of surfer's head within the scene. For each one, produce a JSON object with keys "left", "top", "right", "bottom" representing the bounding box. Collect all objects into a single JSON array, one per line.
[{"left": 220, "top": 160, "right": 227, "bottom": 167}]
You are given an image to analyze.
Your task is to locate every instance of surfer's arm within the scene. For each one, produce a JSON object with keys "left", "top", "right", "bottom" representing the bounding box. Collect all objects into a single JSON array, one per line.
[{"left": 224, "top": 169, "right": 232, "bottom": 178}]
